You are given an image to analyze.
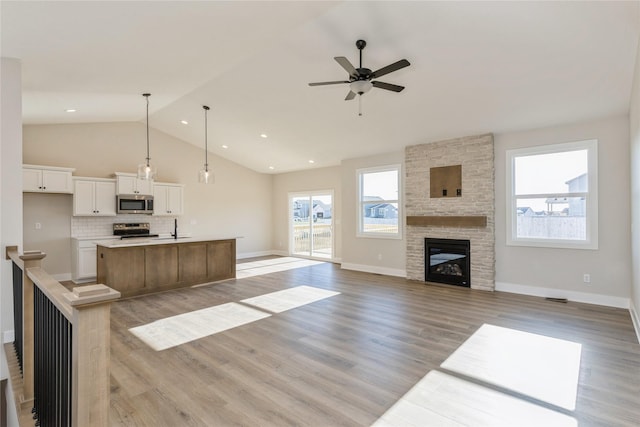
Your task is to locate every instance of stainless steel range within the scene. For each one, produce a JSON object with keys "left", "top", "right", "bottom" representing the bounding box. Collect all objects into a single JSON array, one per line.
[{"left": 113, "top": 223, "right": 158, "bottom": 239}]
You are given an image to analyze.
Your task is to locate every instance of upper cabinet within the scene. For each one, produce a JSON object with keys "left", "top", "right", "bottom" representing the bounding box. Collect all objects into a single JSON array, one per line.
[
  {"left": 114, "top": 172, "right": 153, "bottom": 196},
  {"left": 23, "top": 164, "right": 75, "bottom": 193},
  {"left": 153, "top": 183, "right": 184, "bottom": 216},
  {"left": 73, "top": 178, "right": 117, "bottom": 216}
]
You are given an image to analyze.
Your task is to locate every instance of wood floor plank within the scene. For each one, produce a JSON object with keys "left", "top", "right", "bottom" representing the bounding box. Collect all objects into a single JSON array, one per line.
[{"left": 108, "top": 257, "right": 640, "bottom": 426}]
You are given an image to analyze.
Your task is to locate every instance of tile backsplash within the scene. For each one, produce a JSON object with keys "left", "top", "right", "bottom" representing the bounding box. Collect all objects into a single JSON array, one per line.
[{"left": 71, "top": 215, "right": 177, "bottom": 238}]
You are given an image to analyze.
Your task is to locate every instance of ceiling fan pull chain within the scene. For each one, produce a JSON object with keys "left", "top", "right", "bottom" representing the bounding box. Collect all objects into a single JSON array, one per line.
[{"left": 358, "top": 94, "right": 363, "bottom": 116}]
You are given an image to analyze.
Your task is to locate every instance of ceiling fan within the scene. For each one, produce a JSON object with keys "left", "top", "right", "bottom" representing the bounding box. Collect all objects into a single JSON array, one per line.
[{"left": 308, "top": 39, "right": 410, "bottom": 113}]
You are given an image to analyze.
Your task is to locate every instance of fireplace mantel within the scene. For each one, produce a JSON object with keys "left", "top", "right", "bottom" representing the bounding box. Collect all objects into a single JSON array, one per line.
[{"left": 406, "top": 215, "right": 487, "bottom": 228}]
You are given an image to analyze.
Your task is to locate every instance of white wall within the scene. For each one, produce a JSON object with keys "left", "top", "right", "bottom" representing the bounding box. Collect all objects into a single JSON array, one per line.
[
  {"left": 494, "top": 115, "right": 632, "bottom": 308},
  {"left": 22, "top": 122, "right": 274, "bottom": 269},
  {"left": 272, "top": 166, "right": 342, "bottom": 260},
  {"left": 629, "top": 19, "right": 640, "bottom": 337},
  {"left": 1, "top": 56, "right": 23, "bottom": 427},
  {"left": 340, "top": 151, "right": 406, "bottom": 276}
]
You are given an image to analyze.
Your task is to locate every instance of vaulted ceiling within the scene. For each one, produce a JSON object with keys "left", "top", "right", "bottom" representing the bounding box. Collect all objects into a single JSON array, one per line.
[{"left": 3, "top": 1, "right": 639, "bottom": 173}]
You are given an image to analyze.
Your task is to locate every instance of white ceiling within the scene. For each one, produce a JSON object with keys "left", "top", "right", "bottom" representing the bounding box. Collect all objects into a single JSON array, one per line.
[{"left": 3, "top": 1, "right": 639, "bottom": 174}]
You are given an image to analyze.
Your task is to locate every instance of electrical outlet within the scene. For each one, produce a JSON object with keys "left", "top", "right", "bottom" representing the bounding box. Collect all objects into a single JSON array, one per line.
[
  {"left": 377, "top": 253, "right": 382, "bottom": 261},
  {"left": 35, "top": 222, "right": 41, "bottom": 230},
  {"left": 583, "top": 273, "right": 591, "bottom": 283}
]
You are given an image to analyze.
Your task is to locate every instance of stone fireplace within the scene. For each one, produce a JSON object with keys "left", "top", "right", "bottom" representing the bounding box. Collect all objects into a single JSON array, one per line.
[{"left": 405, "top": 133, "right": 495, "bottom": 291}]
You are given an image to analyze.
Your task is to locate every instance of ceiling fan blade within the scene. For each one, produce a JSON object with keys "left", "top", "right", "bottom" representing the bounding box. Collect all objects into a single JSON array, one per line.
[
  {"left": 334, "top": 56, "right": 358, "bottom": 77},
  {"left": 369, "top": 59, "right": 410, "bottom": 79},
  {"left": 345, "top": 91, "right": 356, "bottom": 101},
  {"left": 308, "top": 80, "right": 350, "bottom": 86},
  {"left": 372, "top": 81, "right": 405, "bottom": 92}
]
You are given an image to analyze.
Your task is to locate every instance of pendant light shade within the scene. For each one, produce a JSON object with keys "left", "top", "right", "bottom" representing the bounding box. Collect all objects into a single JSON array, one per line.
[
  {"left": 198, "top": 105, "right": 214, "bottom": 184},
  {"left": 137, "top": 93, "right": 157, "bottom": 180}
]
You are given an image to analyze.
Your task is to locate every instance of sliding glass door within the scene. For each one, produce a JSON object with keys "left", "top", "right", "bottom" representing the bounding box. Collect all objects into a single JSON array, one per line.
[{"left": 290, "top": 192, "right": 333, "bottom": 259}]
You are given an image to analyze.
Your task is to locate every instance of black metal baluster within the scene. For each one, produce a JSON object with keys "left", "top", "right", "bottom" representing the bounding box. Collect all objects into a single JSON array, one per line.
[
  {"left": 12, "top": 262, "right": 23, "bottom": 372},
  {"left": 55, "top": 309, "right": 60, "bottom": 426},
  {"left": 33, "top": 287, "right": 40, "bottom": 425},
  {"left": 31, "top": 286, "right": 73, "bottom": 427}
]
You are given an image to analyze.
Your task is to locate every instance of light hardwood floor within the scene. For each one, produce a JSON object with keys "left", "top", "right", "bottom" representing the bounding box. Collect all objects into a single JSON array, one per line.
[{"left": 108, "top": 257, "right": 640, "bottom": 426}]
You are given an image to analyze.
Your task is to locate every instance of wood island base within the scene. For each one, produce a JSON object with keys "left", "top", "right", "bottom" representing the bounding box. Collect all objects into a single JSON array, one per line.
[{"left": 96, "top": 238, "right": 236, "bottom": 298}]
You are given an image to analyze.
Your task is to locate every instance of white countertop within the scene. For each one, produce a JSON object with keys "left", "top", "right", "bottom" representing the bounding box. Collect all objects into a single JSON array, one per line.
[
  {"left": 72, "top": 235, "right": 120, "bottom": 241},
  {"left": 94, "top": 235, "right": 240, "bottom": 248}
]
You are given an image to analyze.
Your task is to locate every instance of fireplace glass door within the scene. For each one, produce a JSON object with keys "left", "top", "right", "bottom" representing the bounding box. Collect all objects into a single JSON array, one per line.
[{"left": 425, "top": 238, "right": 470, "bottom": 287}]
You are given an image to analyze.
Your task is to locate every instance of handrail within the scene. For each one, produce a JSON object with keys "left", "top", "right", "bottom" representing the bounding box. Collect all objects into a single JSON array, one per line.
[
  {"left": 5, "top": 245, "right": 120, "bottom": 426},
  {"left": 26, "top": 267, "right": 73, "bottom": 320}
]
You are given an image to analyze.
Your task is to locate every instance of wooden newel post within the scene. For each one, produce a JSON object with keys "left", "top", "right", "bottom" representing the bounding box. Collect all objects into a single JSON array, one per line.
[
  {"left": 19, "top": 251, "right": 47, "bottom": 406},
  {"left": 63, "top": 284, "right": 121, "bottom": 427}
]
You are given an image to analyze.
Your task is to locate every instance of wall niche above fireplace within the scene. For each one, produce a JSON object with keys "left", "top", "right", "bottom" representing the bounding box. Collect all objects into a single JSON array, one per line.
[{"left": 430, "top": 164, "right": 461, "bottom": 198}]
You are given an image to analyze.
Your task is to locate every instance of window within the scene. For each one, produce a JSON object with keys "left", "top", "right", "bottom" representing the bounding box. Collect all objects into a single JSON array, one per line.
[
  {"left": 506, "top": 139, "right": 598, "bottom": 249},
  {"left": 357, "top": 165, "right": 401, "bottom": 238}
]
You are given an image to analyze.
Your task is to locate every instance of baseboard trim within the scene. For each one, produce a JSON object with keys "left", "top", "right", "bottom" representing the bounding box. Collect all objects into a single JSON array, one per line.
[
  {"left": 340, "top": 262, "right": 406, "bottom": 278},
  {"left": 3, "top": 330, "right": 14, "bottom": 344},
  {"left": 237, "top": 250, "right": 274, "bottom": 260},
  {"left": 270, "top": 250, "right": 289, "bottom": 257},
  {"left": 630, "top": 301, "right": 640, "bottom": 344},
  {"left": 495, "top": 281, "right": 630, "bottom": 309}
]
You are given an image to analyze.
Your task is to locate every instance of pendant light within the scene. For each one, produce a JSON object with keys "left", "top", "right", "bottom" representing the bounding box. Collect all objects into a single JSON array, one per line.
[
  {"left": 137, "top": 93, "right": 157, "bottom": 180},
  {"left": 198, "top": 105, "right": 214, "bottom": 184}
]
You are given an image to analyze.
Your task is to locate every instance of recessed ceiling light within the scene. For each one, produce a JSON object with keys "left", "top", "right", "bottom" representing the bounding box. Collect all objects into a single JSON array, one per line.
[
  {"left": 65, "top": 109, "right": 76, "bottom": 113},
  {"left": 308, "top": 160, "right": 315, "bottom": 164},
  {"left": 222, "top": 145, "right": 228, "bottom": 149},
  {"left": 260, "top": 133, "right": 268, "bottom": 139},
  {"left": 268, "top": 166, "right": 275, "bottom": 170},
  {"left": 180, "top": 120, "right": 189, "bottom": 125}
]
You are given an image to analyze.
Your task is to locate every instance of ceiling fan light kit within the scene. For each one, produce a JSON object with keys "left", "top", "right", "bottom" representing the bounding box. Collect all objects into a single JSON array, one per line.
[{"left": 308, "top": 39, "right": 410, "bottom": 116}]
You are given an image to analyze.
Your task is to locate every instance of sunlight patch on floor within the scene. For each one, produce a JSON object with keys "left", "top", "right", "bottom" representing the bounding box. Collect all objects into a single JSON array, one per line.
[
  {"left": 236, "top": 257, "right": 325, "bottom": 278},
  {"left": 241, "top": 285, "right": 340, "bottom": 313},
  {"left": 374, "top": 324, "right": 581, "bottom": 426},
  {"left": 441, "top": 324, "right": 582, "bottom": 411},
  {"left": 372, "top": 370, "right": 577, "bottom": 427},
  {"left": 129, "top": 302, "right": 271, "bottom": 351},
  {"left": 129, "top": 286, "right": 339, "bottom": 350}
]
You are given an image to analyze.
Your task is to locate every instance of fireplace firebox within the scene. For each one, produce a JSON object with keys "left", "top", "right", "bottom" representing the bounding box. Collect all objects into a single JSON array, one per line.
[{"left": 425, "top": 238, "right": 470, "bottom": 287}]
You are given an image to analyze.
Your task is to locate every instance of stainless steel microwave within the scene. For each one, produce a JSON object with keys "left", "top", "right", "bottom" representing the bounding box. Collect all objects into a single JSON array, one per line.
[{"left": 116, "top": 194, "right": 154, "bottom": 214}]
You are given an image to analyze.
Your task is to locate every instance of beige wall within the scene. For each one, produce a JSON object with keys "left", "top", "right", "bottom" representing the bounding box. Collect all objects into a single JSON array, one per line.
[
  {"left": 23, "top": 122, "right": 274, "bottom": 270},
  {"left": 23, "top": 193, "right": 73, "bottom": 276},
  {"left": 495, "top": 115, "right": 632, "bottom": 306},
  {"left": 340, "top": 151, "right": 406, "bottom": 276},
  {"left": 19, "top": 116, "right": 637, "bottom": 309},
  {"left": 629, "top": 23, "right": 640, "bottom": 334},
  {"left": 272, "top": 166, "right": 342, "bottom": 259}
]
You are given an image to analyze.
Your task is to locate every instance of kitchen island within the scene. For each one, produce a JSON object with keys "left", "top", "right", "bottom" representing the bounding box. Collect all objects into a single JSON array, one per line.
[{"left": 96, "top": 236, "right": 236, "bottom": 298}]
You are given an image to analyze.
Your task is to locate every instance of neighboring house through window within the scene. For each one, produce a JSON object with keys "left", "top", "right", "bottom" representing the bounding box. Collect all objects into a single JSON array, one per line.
[
  {"left": 357, "top": 165, "right": 401, "bottom": 238},
  {"left": 506, "top": 139, "right": 598, "bottom": 249}
]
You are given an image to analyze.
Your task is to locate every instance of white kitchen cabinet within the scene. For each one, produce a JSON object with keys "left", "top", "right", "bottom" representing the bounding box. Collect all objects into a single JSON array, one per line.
[
  {"left": 153, "top": 183, "right": 184, "bottom": 216},
  {"left": 73, "top": 178, "right": 117, "bottom": 216},
  {"left": 23, "top": 164, "right": 75, "bottom": 193},
  {"left": 78, "top": 247, "right": 97, "bottom": 279},
  {"left": 71, "top": 237, "right": 118, "bottom": 283},
  {"left": 114, "top": 172, "right": 153, "bottom": 195}
]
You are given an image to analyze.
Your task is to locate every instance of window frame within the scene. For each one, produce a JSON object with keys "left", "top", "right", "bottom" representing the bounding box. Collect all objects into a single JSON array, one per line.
[
  {"left": 506, "top": 139, "right": 598, "bottom": 250},
  {"left": 356, "top": 164, "right": 402, "bottom": 239}
]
